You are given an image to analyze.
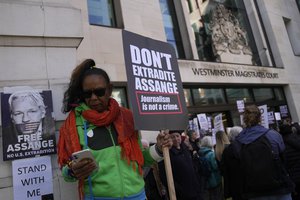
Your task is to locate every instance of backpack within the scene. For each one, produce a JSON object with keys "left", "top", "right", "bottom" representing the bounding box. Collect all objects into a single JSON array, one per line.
[{"left": 234, "top": 131, "right": 290, "bottom": 195}]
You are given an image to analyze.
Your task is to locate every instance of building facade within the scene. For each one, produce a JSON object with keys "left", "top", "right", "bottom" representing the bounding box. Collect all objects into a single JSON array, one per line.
[{"left": 0, "top": 0, "right": 300, "bottom": 199}]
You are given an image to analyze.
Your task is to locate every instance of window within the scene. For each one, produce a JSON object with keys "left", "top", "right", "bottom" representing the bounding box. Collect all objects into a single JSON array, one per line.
[
  {"left": 111, "top": 88, "right": 128, "bottom": 108},
  {"left": 284, "top": 17, "right": 300, "bottom": 56},
  {"left": 226, "top": 88, "right": 253, "bottom": 104},
  {"left": 87, "top": 0, "right": 116, "bottom": 27},
  {"left": 297, "top": 0, "right": 300, "bottom": 12},
  {"left": 230, "top": 110, "right": 242, "bottom": 126},
  {"left": 274, "top": 87, "right": 285, "bottom": 101},
  {"left": 184, "top": 86, "right": 286, "bottom": 107},
  {"left": 253, "top": 88, "right": 274, "bottom": 102},
  {"left": 186, "top": 0, "right": 193, "bottom": 13},
  {"left": 159, "top": 0, "right": 185, "bottom": 58},
  {"left": 192, "top": 88, "right": 226, "bottom": 105},
  {"left": 184, "top": 88, "right": 193, "bottom": 106},
  {"left": 185, "top": 0, "right": 261, "bottom": 65}
]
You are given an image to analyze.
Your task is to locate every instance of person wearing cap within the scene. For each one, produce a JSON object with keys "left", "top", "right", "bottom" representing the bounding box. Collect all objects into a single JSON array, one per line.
[
  {"left": 186, "top": 130, "right": 200, "bottom": 155},
  {"left": 158, "top": 130, "right": 202, "bottom": 200}
]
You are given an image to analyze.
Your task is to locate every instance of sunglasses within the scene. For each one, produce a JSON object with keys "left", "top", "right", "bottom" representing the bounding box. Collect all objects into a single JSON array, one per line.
[{"left": 82, "top": 88, "right": 106, "bottom": 98}]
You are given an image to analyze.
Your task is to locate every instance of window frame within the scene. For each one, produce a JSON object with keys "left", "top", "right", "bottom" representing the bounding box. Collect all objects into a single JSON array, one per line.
[{"left": 87, "top": 0, "right": 123, "bottom": 28}]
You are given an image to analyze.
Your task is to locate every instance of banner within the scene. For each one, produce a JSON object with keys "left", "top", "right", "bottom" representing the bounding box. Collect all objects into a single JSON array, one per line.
[
  {"left": 207, "top": 116, "right": 212, "bottom": 132},
  {"left": 279, "top": 105, "right": 289, "bottom": 118},
  {"left": 268, "top": 111, "right": 275, "bottom": 124},
  {"left": 1, "top": 90, "right": 56, "bottom": 161},
  {"left": 236, "top": 100, "right": 245, "bottom": 113},
  {"left": 12, "top": 156, "right": 53, "bottom": 200},
  {"left": 197, "top": 113, "right": 209, "bottom": 131},
  {"left": 275, "top": 112, "right": 281, "bottom": 121},
  {"left": 122, "top": 30, "right": 188, "bottom": 130},
  {"left": 258, "top": 105, "right": 269, "bottom": 129},
  {"left": 193, "top": 117, "right": 200, "bottom": 138},
  {"left": 213, "top": 113, "right": 224, "bottom": 132},
  {"left": 211, "top": 129, "right": 216, "bottom": 146}
]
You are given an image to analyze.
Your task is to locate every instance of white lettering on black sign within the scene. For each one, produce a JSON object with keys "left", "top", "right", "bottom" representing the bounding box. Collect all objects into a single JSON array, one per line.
[{"left": 130, "top": 45, "right": 182, "bottom": 114}]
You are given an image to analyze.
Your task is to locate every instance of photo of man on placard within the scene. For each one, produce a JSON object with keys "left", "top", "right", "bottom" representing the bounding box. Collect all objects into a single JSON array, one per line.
[{"left": 1, "top": 90, "right": 56, "bottom": 161}]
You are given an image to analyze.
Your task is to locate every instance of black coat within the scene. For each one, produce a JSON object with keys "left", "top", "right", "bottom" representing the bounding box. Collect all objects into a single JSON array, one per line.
[
  {"left": 283, "top": 134, "right": 300, "bottom": 184},
  {"left": 159, "top": 143, "right": 201, "bottom": 200},
  {"left": 221, "top": 144, "right": 247, "bottom": 200}
]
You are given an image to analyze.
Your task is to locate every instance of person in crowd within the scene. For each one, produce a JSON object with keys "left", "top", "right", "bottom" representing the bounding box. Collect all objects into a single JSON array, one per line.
[
  {"left": 215, "top": 130, "right": 230, "bottom": 163},
  {"left": 291, "top": 122, "right": 300, "bottom": 136},
  {"left": 227, "top": 126, "right": 243, "bottom": 143},
  {"left": 187, "top": 129, "right": 200, "bottom": 154},
  {"left": 57, "top": 59, "right": 172, "bottom": 200},
  {"left": 159, "top": 130, "right": 202, "bottom": 200},
  {"left": 221, "top": 126, "right": 246, "bottom": 200},
  {"left": 235, "top": 105, "right": 294, "bottom": 200},
  {"left": 144, "top": 143, "right": 169, "bottom": 200},
  {"left": 184, "top": 129, "right": 204, "bottom": 191},
  {"left": 279, "top": 124, "right": 300, "bottom": 200},
  {"left": 141, "top": 139, "right": 151, "bottom": 177},
  {"left": 199, "top": 136, "right": 223, "bottom": 200},
  {"left": 199, "top": 129, "right": 207, "bottom": 140}
]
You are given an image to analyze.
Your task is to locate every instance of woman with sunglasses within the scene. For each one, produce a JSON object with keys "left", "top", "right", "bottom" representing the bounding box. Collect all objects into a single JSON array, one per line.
[{"left": 57, "top": 59, "right": 172, "bottom": 200}]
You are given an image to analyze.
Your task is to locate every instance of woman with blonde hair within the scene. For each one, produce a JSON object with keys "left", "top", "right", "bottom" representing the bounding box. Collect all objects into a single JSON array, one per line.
[
  {"left": 199, "top": 136, "right": 223, "bottom": 200},
  {"left": 215, "top": 130, "right": 230, "bottom": 162}
]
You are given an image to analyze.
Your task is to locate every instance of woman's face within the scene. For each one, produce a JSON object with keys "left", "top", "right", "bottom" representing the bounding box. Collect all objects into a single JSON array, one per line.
[
  {"left": 82, "top": 74, "right": 112, "bottom": 113},
  {"left": 171, "top": 132, "right": 182, "bottom": 148},
  {"left": 191, "top": 132, "right": 197, "bottom": 140}
]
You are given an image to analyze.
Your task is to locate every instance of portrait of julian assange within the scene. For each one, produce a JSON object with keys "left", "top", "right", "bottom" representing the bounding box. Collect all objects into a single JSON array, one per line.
[{"left": 1, "top": 90, "right": 56, "bottom": 161}]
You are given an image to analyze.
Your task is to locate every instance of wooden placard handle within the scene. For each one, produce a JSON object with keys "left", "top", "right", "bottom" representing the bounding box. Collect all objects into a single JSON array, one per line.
[{"left": 163, "top": 146, "right": 177, "bottom": 200}]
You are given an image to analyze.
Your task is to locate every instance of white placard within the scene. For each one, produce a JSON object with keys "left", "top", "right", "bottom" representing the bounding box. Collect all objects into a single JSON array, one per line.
[
  {"left": 279, "top": 105, "right": 288, "bottom": 118},
  {"left": 240, "top": 114, "right": 244, "bottom": 126},
  {"left": 268, "top": 111, "right": 275, "bottom": 124},
  {"left": 207, "top": 116, "right": 212, "bottom": 132},
  {"left": 197, "top": 113, "right": 209, "bottom": 131},
  {"left": 258, "top": 105, "right": 269, "bottom": 129},
  {"left": 213, "top": 113, "right": 224, "bottom": 132},
  {"left": 275, "top": 112, "right": 282, "bottom": 121},
  {"left": 236, "top": 100, "right": 245, "bottom": 113},
  {"left": 13, "top": 156, "right": 53, "bottom": 200},
  {"left": 193, "top": 117, "right": 200, "bottom": 138},
  {"left": 189, "top": 120, "right": 194, "bottom": 130},
  {"left": 211, "top": 128, "right": 216, "bottom": 146}
]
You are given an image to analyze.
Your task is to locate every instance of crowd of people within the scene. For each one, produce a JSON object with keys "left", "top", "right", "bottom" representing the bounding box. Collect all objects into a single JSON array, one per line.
[
  {"left": 144, "top": 105, "right": 300, "bottom": 200},
  {"left": 57, "top": 59, "right": 300, "bottom": 200}
]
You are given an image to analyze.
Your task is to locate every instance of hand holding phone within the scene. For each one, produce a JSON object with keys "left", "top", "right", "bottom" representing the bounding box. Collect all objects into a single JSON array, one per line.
[
  {"left": 70, "top": 149, "right": 99, "bottom": 179},
  {"left": 72, "top": 149, "right": 95, "bottom": 162}
]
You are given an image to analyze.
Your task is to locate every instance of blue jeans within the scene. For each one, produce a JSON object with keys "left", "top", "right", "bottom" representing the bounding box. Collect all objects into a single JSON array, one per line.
[
  {"left": 250, "top": 193, "right": 292, "bottom": 200},
  {"left": 84, "top": 189, "right": 146, "bottom": 200}
]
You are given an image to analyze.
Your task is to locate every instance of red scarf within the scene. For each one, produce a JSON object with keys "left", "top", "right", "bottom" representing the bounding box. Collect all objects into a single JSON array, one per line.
[{"left": 58, "top": 98, "right": 144, "bottom": 199}]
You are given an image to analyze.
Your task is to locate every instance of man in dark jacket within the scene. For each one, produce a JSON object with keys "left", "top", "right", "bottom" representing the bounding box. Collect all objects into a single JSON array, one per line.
[
  {"left": 221, "top": 126, "right": 246, "bottom": 200},
  {"left": 234, "top": 105, "right": 294, "bottom": 200},
  {"left": 279, "top": 124, "right": 300, "bottom": 200},
  {"left": 159, "top": 130, "right": 202, "bottom": 200}
]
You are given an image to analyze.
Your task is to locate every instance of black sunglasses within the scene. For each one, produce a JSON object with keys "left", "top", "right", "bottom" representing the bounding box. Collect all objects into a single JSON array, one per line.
[{"left": 82, "top": 88, "right": 106, "bottom": 98}]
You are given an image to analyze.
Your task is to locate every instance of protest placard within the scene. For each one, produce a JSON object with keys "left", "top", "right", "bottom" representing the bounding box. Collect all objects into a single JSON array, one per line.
[
  {"left": 122, "top": 30, "right": 188, "bottom": 130},
  {"left": 259, "top": 105, "right": 269, "bottom": 129},
  {"left": 12, "top": 156, "right": 53, "bottom": 200},
  {"left": 1, "top": 89, "right": 56, "bottom": 161}
]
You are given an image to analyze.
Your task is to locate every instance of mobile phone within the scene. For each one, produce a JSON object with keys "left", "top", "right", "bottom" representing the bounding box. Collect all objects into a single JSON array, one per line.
[{"left": 72, "top": 149, "right": 99, "bottom": 171}]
